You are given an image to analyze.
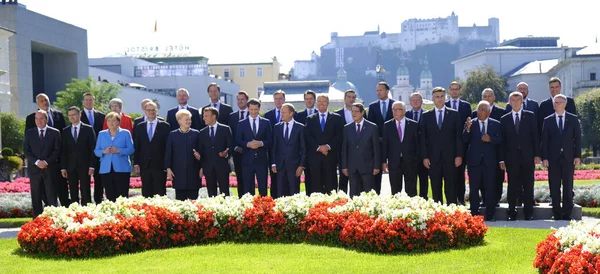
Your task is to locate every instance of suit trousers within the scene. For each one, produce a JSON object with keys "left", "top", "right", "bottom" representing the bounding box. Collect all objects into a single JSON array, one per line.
[
  {"left": 51, "top": 165, "right": 70, "bottom": 206},
  {"left": 548, "top": 157, "right": 575, "bottom": 219},
  {"left": 268, "top": 154, "right": 278, "bottom": 199},
  {"left": 337, "top": 166, "right": 349, "bottom": 194},
  {"left": 242, "top": 161, "right": 268, "bottom": 196},
  {"left": 349, "top": 170, "right": 374, "bottom": 197},
  {"left": 428, "top": 159, "right": 457, "bottom": 205},
  {"left": 417, "top": 163, "right": 429, "bottom": 199},
  {"left": 102, "top": 166, "right": 130, "bottom": 202},
  {"left": 233, "top": 153, "right": 244, "bottom": 198},
  {"left": 468, "top": 163, "right": 496, "bottom": 217},
  {"left": 30, "top": 169, "right": 57, "bottom": 218},
  {"left": 175, "top": 189, "right": 199, "bottom": 201},
  {"left": 204, "top": 167, "right": 230, "bottom": 197},
  {"left": 67, "top": 168, "right": 92, "bottom": 205},
  {"left": 93, "top": 157, "right": 104, "bottom": 203},
  {"left": 309, "top": 158, "right": 338, "bottom": 194},
  {"left": 140, "top": 168, "right": 167, "bottom": 198},
  {"left": 507, "top": 159, "right": 535, "bottom": 217},
  {"left": 455, "top": 161, "right": 467, "bottom": 204},
  {"left": 276, "top": 165, "right": 301, "bottom": 197},
  {"left": 480, "top": 165, "right": 505, "bottom": 205},
  {"left": 304, "top": 166, "right": 314, "bottom": 195},
  {"left": 388, "top": 159, "right": 418, "bottom": 196}
]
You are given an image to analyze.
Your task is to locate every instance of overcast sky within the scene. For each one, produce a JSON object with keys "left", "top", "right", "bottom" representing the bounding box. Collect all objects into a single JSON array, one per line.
[{"left": 24, "top": 0, "right": 599, "bottom": 71}]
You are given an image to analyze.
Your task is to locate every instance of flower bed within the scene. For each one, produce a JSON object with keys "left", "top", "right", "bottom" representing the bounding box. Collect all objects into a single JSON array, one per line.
[
  {"left": 534, "top": 221, "right": 600, "bottom": 273},
  {"left": 465, "top": 170, "right": 600, "bottom": 182},
  {"left": 17, "top": 192, "right": 486, "bottom": 257}
]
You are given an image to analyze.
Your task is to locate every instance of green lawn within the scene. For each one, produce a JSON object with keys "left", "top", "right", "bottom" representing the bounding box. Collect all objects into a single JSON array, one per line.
[
  {"left": 0, "top": 218, "right": 30, "bottom": 228},
  {"left": 0, "top": 227, "right": 549, "bottom": 273}
]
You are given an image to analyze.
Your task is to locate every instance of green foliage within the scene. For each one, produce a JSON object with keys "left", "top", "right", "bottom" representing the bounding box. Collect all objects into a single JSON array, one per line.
[
  {"left": 1, "top": 148, "right": 13, "bottom": 157},
  {"left": 128, "top": 113, "right": 143, "bottom": 121},
  {"left": 54, "top": 77, "right": 122, "bottom": 114},
  {"left": 458, "top": 65, "right": 508, "bottom": 104},
  {"left": 0, "top": 155, "right": 22, "bottom": 172},
  {"left": 575, "top": 88, "right": 600, "bottom": 155},
  {"left": 0, "top": 112, "right": 25, "bottom": 155}
]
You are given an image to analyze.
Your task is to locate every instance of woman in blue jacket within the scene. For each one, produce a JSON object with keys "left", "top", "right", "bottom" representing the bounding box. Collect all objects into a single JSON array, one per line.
[{"left": 94, "top": 112, "right": 135, "bottom": 201}]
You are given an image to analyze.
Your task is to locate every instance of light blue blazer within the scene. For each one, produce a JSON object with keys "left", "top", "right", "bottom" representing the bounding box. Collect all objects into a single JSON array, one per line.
[{"left": 94, "top": 127, "right": 135, "bottom": 174}]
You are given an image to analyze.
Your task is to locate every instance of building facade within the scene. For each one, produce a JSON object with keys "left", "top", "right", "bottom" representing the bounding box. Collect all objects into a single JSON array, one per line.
[
  {"left": 209, "top": 57, "right": 281, "bottom": 99},
  {"left": 0, "top": 26, "right": 15, "bottom": 115},
  {"left": 547, "top": 45, "right": 600, "bottom": 98}
]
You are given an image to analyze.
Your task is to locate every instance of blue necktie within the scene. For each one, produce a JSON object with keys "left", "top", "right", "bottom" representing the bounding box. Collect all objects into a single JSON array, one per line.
[
  {"left": 276, "top": 110, "right": 280, "bottom": 123},
  {"left": 210, "top": 126, "right": 215, "bottom": 140},
  {"left": 381, "top": 102, "right": 387, "bottom": 119},
  {"left": 47, "top": 110, "right": 54, "bottom": 127},
  {"left": 558, "top": 115, "right": 563, "bottom": 133},
  {"left": 437, "top": 110, "right": 443, "bottom": 129},
  {"left": 320, "top": 114, "right": 326, "bottom": 132},
  {"left": 148, "top": 122, "right": 153, "bottom": 141},
  {"left": 88, "top": 110, "right": 94, "bottom": 126},
  {"left": 453, "top": 100, "right": 458, "bottom": 110}
]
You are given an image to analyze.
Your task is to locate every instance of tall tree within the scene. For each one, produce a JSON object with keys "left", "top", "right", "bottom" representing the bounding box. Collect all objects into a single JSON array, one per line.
[
  {"left": 0, "top": 112, "right": 25, "bottom": 155},
  {"left": 575, "top": 88, "right": 600, "bottom": 156},
  {"left": 459, "top": 65, "right": 508, "bottom": 104},
  {"left": 54, "top": 77, "right": 121, "bottom": 114}
]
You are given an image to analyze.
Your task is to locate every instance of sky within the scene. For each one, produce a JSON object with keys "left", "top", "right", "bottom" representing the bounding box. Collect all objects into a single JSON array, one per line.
[{"left": 23, "top": 0, "right": 600, "bottom": 72}]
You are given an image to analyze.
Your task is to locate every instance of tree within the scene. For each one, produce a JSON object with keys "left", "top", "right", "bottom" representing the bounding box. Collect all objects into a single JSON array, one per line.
[
  {"left": 54, "top": 77, "right": 122, "bottom": 114},
  {"left": 459, "top": 65, "right": 508, "bottom": 104},
  {"left": 575, "top": 88, "right": 600, "bottom": 156},
  {"left": 0, "top": 112, "right": 25, "bottom": 155}
]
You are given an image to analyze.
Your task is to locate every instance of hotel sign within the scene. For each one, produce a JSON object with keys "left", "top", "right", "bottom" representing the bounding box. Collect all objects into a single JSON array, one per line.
[{"left": 125, "top": 44, "right": 192, "bottom": 58}]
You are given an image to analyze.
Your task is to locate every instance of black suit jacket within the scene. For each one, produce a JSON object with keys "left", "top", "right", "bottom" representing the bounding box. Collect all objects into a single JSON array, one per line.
[
  {"left": 24, "top": 127, "right": 61, "bottom": 175},
  {"left": 420, "top": 107, "right": 464, "bottom": 163},
  {"left": 235, "top": 116, "right": 272, "bottom": 165},
  {"left": 367, "top": 99, "right": 395, "bottom": 137},
  {"left": 463, "top": 118, "right": 502, "bottom": 167},
  {"left": 263, "top": 108, "right": 281, "bottom": 131},
  {"left": 405, "top": 108, "right": 426, "bottom": 124},
  {"left": 294, "top": 109, "right": 318, "bottom": 125},
  {"left": 60, "top": 123, "right": 96, "bottom": 172},
  {"left": 133, "top": 116, "right": 164, "bottom": 129},
  {"left": 304, "top": 112, "right": 344, "bottom": 164},
  {"left": 446, "top": 99, "right": 472, "bottom": 130},
  {"left": 471, "top": 105, "right": 505, "bottom": 121},
  {"left": 201, "top": 103, "right": 234, "bottom": 127},
  {"left": 133, "top": 120, "right": 171, "bottom": 170},
  {"left": 382, "top": 118, "right": 420, "bottom": 169},
  {"left": 167, "top": 106, "right": 202, "bottom": 131},
  {"left": 199, "top": 124, "right": 233, "bottom": 173},
  {"left": 80, "top": 109, "right": 105, "bottom": 135},
  {"left": 541, "top": 112, "right": 581, "bottom": 163},
  {"left": 228, "top": 110, "right": 248, "bottom": 150},
  {"left": 500, "top": 110, "right": 540, "bottom": 168},
  {"left": 271, "top": 121, "right": 306, "bottom": 169},
  {"left": 341, "top": 120, "right": 381, "bottom": 173},
  {"left": 506, "top": 98, "right": 539, "bottom": 118},
  {"left": 25, "top": 108, "right": 66, "bottom": 133},
  {"left": 538, "top": 97, "right": 577, "bottom": 132},
  {"left": 335, "top": 108, "right": 365, "bottom": 125}
]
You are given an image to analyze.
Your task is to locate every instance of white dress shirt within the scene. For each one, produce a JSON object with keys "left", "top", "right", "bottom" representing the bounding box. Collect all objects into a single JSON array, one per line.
[
  {"left": 479, "top": 118, "right": 489, "bottom": 133},
  {"left": 435, "top": 106, "right": 446, "bottom": 124},
  {"left": 207, "top": 122, "right": 219, "bottom": 136},
  {"left": 72, "top": 122, "right": 82, "bottom": 140},
  {"left": 147, "top": 119, "right": 158, "bottom": 137},
  {"left": 512, "top": 109, "right": 522, "bottom": 124},
  {"left": 35, "top": 126, "right": 49, "bottom": 166},
  {"left": 555, "top": 112, "right": 566, "bottom": 128},
  {"left": 343, "top": 107, "right": 353, "bottom": 124},
  {"left": 178, "top": 104, "right": 190, "bottom": 110}
]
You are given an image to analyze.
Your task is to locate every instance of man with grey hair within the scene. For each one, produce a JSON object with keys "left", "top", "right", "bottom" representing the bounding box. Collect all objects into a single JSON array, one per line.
[
  {"left": 538, "top": 77, "right": 577, "bottom": 133},
  {"left": 541, "top": 94, "right": 581, "bottom": 220},
  {"left": 133, "top": 98, "right": 164, "bottom": 129},
  {"left": 406, "top": 92, "right": 429, "bottom": 199},
  {"left": 464, "top": 101, "right": 502, "bottom": 221}
]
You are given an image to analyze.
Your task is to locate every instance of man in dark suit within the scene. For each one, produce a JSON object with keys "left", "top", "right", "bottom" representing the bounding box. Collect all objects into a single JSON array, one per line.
[
  {"left": 292, "top": 90, "right": 316, "bottom": 194},
  {"left": 305, "top": 94, "right": 344, "bottom": 194},
  {"left": 25, "top": 93, "right": 69, "bottom": 206},
  {"left": 472, "top": 88, "right": 506, "bottom": 206},
  {"left": 464, "top": 101, "right": 502, "bottom": 221},
  {"left": 446, "top": 81, "right": 472, "bottom": 205},
  {"left": 263, "top": 90, "right": 286, "bottom": 198},
  {"left": 500, "top": 91, "right": 541, "bottom": 221},
  {"left": 367, "top": 82, "right": 395, "bottom": 194},
  {"left": 228, "top": 91, "right": 249, "bottom": 197},
  {"left": 406, "top": 92, "right": 429, "bottom": 199},
  {"left": 341, "top": 103, "right": 381, "bottom": 197},
  {"left": 80, "top": 92, "right": 106, "bottom": 204},
  {"left": 60, "top": 106, "right": 96, "bottom": 205},
  {"left": 271, "top": 103, "right": 306, "bottom": 197},
  {"left": 538, "top": 77, "right": 578, "bottom": 133},
  {"left": 167, "top": 88, "right": 202, "bottom": 131},
  {"left": 335, "top": 89, "right": 360, "bottom": 193},
  {"left": 133, "top": 101, "right": 171, "bottom": 198},
  {"left": 421, "top": 87, "right": 464, "bottom": 205},
  {"left": 201, "top": 83, "right": 234, "bottom": 127},
  {"left": 235, "top": 98, "right": 272, "bottom": 196},
  {"left": 382, "top": 102, "right": 420, "bottom": 196},
  {"left": 199, "top": 107, "right": 233, "bottom": 197},
  {"left": 23, "top": 110, "right": 61, "bottom": 217},
  {"left": 133, "top": 98, "right": 165, "bottom": 129},
  {"left": 541, "top": 94, "right": 581, "bottom": 220}
]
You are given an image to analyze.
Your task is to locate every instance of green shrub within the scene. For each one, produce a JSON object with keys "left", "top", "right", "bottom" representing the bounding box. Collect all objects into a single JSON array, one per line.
[
  {"left": 1, "top": 148, "right": 14, "bottom": 157},
  {"left": 0, "top": 156, "right": 23, "bottom": 172}
]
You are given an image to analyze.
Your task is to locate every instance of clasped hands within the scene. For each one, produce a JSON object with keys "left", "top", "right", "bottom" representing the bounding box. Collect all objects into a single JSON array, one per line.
[
  {"left": 247, "top": 140, "right": 263, "bottom": 149},
  {"left": 102, "top": 146, "right": 120, "bottom": 154},
  {"left": 466, "top": 117, "right": 491, "bottom": 143},
  {"left": 317, "top": 145, "right": 329, "bottom": 156}
]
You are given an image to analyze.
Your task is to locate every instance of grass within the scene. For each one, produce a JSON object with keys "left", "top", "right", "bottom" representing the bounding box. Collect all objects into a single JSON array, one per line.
[
  {"left": 0, "top": 218, "right": 30, "bottom": 228},
  {"left": 534, "top": 180, "right": 600, "bottom": 186},
  {"left": 0, "top": 227, "right": 550, "bottom": 273},
  {"left": 583, "top": 207, "right": 600, "bottom": 218}
]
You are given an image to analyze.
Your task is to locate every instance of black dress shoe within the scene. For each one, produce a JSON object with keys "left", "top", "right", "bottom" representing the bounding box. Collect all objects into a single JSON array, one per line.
[
  {"left": 508, "top": 214, "right": 517, "bottom": 221},
  {"left": 562, "top": 216, "right": 574, "bottom": 221},
  {"left": 524, "top": 215, "right": 534, "bottom": 221},
  {"left": 496, "top": 203, "right": 500, "bottom": 207},
  {"left": 485, "top": 216, "right": 496, "bottom": 222}
]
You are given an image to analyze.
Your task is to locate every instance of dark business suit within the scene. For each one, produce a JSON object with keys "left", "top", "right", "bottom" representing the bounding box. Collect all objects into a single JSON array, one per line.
[
  {"left": 61, "top": 123, "right": 96, "bottom": 205},
  {"left": 133, "top": 116, "right": 164, "bottom": 129},
  {"left": 167, "top": 105, "right": 202, "bottom": 131},
  {"left": 235, "top": 116, "right": 272, "bottom": 196},
  {"left": 541, "top": 112, "right": 581, "bottom": 220},
  {"left": 199, "top": 123, "right": 233, "bottom": 197},
  {"left": 294, "top": 108, "right": 316, "bottom": 194},
  {"left": 382, "top": 118, "right": 420, "bottom": 196},
  {"left": 305, "top": 111, "right": 344, "bottom": 194},
  {"left": 229, "top": 109, "right": 248, "bottom": 197},
  {"left": 367, "top": 99, "right": 395, "bottom": 194},
  {"left": 24, "top": 127, "right": 61, "bottom": 217},
  {"left": 271, "top": 121, "right": 306, "bottom": 197},
  {"left": 463, "top": 118, "right": 501, "bottom": 218},
  {"left": 472, "top": 105, "right": 506, "bottom": 204},
  {"left": 133, "top": 120, "right": 171, "bottom": 198},
  {"left": 341, "top": 120, "right": 381, "bottom": 197},
  {"left": 263, "top": 108, "right": 282, "bottom": 198},
  {"left": 538, "top": 97, "right": 577, "bottom": 133},
  {"left": 201, "top": 102, "right": 234, "bottom": 127},
  {"left": 446, "top": 99, "right": 472, "bottom": 204},
  {"left": 406, "top": 108, "right": 429, "bottom": 198},
  {"left": 500, "top": 110, "right": 540, "bottom": 219},
  {"left": 81, "top": 109, "right": 106, "bottom": 203},
  {"left": 335, "top": 108, "right": 366, "bottom": 193},
  {"left": 420, "top": 107, "right": 464, "bottom": 205}
]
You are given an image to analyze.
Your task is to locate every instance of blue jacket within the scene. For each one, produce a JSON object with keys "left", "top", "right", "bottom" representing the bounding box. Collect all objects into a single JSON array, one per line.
[{"left": 94, "top": 128, "right": 135, "bottom": 174}]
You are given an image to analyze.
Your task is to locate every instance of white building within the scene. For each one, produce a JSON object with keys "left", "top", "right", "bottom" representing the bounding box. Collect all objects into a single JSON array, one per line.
[
  {"left": 392, "top": 63, "right": 413, "bottom": 103},
  {"left": 0, "top": 3, "right": 89, "bottom": 118},
  {"left": 293, "top": 51, "right": 319, "bottom": 80},
  {"left": 506, "top": 59, "right": 558, "bottom": 102},
  {"left": 547, "top": 45, "right": 600, "bottom": 98},
  {"left": 0, "top": 25, "right": 15, "bottom": 114}
]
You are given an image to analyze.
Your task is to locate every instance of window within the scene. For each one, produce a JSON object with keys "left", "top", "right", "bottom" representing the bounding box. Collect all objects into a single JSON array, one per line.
[
  {"left": 591, "top": 73, "right": 597, "bottom": 81},
  {"left": 257, "top": 67, "right": 263, "bottom": 77},
  {"left": 224, "top": 68, "right": 230, "bottom": 79},
  {"left": 239, "top": 68, "right": 245, "bottom": 77}
]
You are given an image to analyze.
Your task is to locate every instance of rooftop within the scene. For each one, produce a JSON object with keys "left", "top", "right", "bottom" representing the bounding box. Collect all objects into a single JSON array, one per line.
[
  {"left": 576, "top": 44, "right": 600, "bottom": 56},
  {"left": 508, "top": 59, "right": 559, "bottom": 77},
  {"left": 453, "top": 46, "right": 563, "bottom": 63}
]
